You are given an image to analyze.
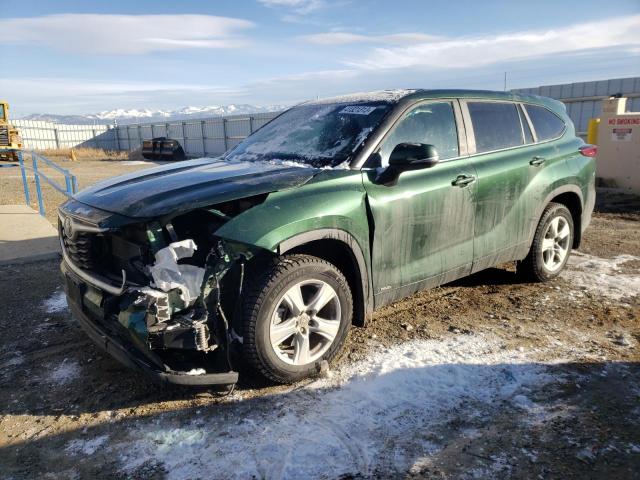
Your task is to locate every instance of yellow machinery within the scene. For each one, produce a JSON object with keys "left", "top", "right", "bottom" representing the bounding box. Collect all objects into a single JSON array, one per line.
[{"left": 0, "top": 100, "right": 23, "bottom": 161}]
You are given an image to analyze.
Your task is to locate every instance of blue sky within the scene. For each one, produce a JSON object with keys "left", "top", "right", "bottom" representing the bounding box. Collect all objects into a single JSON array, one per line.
[{"left": 1, "top": 0, "right": 639, "bottom": 116}]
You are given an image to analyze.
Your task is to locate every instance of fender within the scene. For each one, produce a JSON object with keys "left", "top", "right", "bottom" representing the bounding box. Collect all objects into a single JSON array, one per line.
[
  {"left": 524, "top": 184, "right": 584, "bottom": 254},
  {"left": 278, "top": 228, "right": 374, "bottom": 325}
]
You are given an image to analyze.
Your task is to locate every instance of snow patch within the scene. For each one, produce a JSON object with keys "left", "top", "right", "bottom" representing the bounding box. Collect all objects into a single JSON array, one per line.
[
  {"left": 43, "top": 290, "right": 68, "bottom": 313},
  {"left": 512, "top": 394, "right": 536, "bottom": 410},
  {"left": 121, "top": 160, "right": 155, "bottom": 165},
  {"left": 4, "top": 352, "right": 24, "bottom": 367},
  {"left": 307, "top": 89, "right": 417, "bottom": 105},
  {"left": 117, "top": 335, "right": 550, "bottom": 479},
  {"left": 468, "top": 453, "right": 513, "bottom": 478},
  {"left": 563, "top": 253, "right": 640, "bottom": 300},
  {"left": 50, "top": 359, "right": 81, "bottom": 385},
  {"left": 65, "top": 435, "right": 109, "bottom": 456},
  {"left": 198, "top": 156, "right": 349, "bottom": 171},
  {"left": 24, "top": 104, "right": 287, "bottom": 124}
]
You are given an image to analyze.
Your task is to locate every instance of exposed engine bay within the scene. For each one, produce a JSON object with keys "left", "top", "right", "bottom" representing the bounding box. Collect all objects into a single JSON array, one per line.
[{"left": 58, "top": 195, "right": 270, "bottom": 383}]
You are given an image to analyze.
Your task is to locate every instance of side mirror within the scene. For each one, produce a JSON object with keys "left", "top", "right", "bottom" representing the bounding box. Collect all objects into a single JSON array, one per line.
[{"left": 376, "top": 143, "right": 439, "bottom": 186}]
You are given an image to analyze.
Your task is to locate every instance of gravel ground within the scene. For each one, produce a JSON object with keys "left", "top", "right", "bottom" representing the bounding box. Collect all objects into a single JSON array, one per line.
[{"left": 0, "top": 156, "right": 638, "bottom": 479}]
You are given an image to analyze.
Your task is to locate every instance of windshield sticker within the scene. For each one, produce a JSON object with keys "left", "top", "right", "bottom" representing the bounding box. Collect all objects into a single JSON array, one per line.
[{"left": 339, "top": 105, "right": 377, "bottom": 115}]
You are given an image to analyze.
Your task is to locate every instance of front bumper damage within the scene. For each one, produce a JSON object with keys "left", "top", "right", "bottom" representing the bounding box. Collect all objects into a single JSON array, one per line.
[
  {"left": 63, "top": 263, "right": 238, "bottom": 386},
  {"left": 60, "top": 236, "right": 261, "bottom": 386}
]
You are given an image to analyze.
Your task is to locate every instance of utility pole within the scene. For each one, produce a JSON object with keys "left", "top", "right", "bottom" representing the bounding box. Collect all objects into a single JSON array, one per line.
[{"left": 504, "top": 72, "right": 507, "bottom": 91}]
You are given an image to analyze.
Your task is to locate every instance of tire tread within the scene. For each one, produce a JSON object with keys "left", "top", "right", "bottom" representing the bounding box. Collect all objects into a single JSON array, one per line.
[
  {"left": 518, "top": 202, "right": 573, "bottom": 282},
  {"left": 242, "top": 254, "right": 352, "bottom": 383}
]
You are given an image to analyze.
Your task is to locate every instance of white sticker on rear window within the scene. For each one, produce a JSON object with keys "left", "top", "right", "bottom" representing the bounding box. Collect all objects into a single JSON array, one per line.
[{"left": 339, "top": 106, "right": 377, "bottom": 115}]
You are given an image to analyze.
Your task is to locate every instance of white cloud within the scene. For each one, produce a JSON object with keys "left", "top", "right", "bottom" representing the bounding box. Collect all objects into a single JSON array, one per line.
[
  {"left": 302, "top": 32, "right": 440, "bottom": 45},
  {"left": 258, "top": 0, "right": 326, "bottom": 14},
  {"left": 0, "top": 14, "right": 254, "bottom": 54},
  {"left": 347, "top": 15, "right": 640, "bottom": 70}
]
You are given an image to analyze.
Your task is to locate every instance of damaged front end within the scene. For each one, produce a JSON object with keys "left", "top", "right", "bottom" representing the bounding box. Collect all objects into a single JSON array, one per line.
[{"left": 59, "top": 198, "right": 268, "bottom": 386}]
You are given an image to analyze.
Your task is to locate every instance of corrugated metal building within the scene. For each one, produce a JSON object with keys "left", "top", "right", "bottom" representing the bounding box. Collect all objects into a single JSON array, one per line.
[{"left": 512, "top": 77, "right": 640, "bottom": 135}]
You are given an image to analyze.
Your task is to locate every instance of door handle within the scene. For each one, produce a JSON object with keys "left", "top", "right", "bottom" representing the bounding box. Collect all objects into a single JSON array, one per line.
[
  {"left": 530, "top": 156, "right": 546, "bottom": 166},
  {"left": 451, "top": 174, "right": 476, "bottom": 187}
]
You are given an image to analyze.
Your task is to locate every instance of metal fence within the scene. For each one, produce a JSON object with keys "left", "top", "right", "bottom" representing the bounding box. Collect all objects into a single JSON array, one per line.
[
  {"left": 14, "top": 119, "right": 117, "bottom": 150},
  {"left": 512, "top": 77, "right": 640, "bottom": 134},
  {"left": 14, "top": 112, "right": 281, "bottom": 157},
  {"left": 113, "top": 112, "right": 279, "bottom": 156}
]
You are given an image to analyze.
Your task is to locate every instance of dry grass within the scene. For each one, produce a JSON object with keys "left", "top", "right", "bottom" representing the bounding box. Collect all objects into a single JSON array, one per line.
[{"left": 35, "top": 148, "right": 131, "bottom": 162}]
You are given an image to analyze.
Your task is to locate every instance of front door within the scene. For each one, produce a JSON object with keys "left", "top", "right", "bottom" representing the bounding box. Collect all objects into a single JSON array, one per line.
[{"left": 362, "top": 100, "right": 477, "bottom": 306}]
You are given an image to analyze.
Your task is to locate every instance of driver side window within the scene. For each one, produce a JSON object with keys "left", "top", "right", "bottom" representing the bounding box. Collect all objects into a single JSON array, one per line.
[{"left": 378, "top": 102, "right": 459, "bottom": 167}]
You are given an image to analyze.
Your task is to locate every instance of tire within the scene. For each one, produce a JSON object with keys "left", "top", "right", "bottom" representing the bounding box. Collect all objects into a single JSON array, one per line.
[
  {"left": 518, "top": 202, "right": 574, "bottom": 282},
  {"left": 242, "top": 254, "right": 352, "bottom": 384}
]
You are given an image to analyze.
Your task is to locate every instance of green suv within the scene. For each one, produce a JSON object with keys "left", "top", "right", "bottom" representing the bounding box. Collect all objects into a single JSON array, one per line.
[{"left": 58, "top": 89, "right": 596, "bottom": 385}]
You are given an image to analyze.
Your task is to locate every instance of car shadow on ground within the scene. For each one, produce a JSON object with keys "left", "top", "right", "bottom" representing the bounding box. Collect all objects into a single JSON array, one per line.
[
  {"left": 1, "top": 359, "right": 638, "bottom": 479},
  {"left": 447, "top": 266, "right": 527, "bottom": 287}
]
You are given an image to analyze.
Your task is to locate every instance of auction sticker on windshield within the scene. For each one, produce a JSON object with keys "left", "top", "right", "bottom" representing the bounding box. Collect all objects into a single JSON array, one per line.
[{"left": 339, "top": 105, "right": 378, "bottom": 115}]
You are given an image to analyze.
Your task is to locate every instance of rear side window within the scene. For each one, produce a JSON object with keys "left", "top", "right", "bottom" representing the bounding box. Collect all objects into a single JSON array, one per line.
[
  {"left": 525, "top": 105, "right": 565, "bottom": 141},
  {"left": 379, "top": 102, "right": 459, "bottom": 167},
  {"left": 468, "top": 102, "right": 523, "bottom": 153}
]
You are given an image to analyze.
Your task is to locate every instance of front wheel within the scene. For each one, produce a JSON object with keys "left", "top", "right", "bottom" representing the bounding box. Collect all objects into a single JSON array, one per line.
[
  {"left": 242, "top": 255, "right": 352, "bottom": 383},
  {"left": 518, "top": 202, "right": 574, "bottom": 282}
]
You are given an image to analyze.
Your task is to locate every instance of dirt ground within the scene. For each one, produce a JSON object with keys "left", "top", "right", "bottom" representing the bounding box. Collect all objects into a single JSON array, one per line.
[{"left": 0, "top": 156, "right": 638, "bottom": 479}]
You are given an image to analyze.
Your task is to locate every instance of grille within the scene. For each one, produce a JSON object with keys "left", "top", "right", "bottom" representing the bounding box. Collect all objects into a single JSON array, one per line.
[
  {"left": 60, "top": 224, "right": 96, "bottom": 270},
  {"left": 0, "top": 126, "right": 8, "bottom": 146},
  {"left": 59, "top": 215, "right": 150, "bottom": 284}
]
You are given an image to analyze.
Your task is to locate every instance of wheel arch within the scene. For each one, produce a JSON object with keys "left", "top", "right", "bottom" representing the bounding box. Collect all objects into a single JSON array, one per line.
[
  {"left": 549, "top": 191, "right": 583, "bottom": 248},
  {"left": 277, "top": 229, "right": 373, "bottom": 327},
  {"left": 529, "top": 185, "right": 584, "bottom": 250}
]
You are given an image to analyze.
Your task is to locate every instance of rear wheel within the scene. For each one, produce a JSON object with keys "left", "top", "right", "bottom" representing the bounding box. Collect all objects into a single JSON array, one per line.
[
  {"left": 242, "top": 255, "right": 352, "bottom": 383},
  {"left": 518, "top": 202, "right": 574, "bottom": 282}
]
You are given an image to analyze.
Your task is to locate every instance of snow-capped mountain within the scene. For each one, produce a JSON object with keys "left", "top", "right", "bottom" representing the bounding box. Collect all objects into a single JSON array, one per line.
[{"left": 21, "top": 104, "right": 287, "bottom": 125}]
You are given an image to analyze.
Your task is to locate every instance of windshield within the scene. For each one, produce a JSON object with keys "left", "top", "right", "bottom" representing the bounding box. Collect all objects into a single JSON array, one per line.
[
  {"left": 0, "top": 104, "right": 5, "bottom": 121},
  {"left": 225, "top": 102, "right": 393, "bottom": 168}
]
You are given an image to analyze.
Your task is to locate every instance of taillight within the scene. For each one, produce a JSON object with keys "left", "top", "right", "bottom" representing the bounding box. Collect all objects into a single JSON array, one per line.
[{"left": 579, "top": 145, "right": 598, "bottom": 157}]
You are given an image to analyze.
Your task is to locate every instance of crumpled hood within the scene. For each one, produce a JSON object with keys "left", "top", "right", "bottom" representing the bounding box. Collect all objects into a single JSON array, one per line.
[{"left": 73, "top": 158, "right": 319, "bottom": 218}]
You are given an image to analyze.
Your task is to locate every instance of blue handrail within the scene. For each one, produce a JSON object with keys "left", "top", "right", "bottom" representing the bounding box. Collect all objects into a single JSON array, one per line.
[{"left": 17, "top": 150, "right": 78, "bottom": 217}]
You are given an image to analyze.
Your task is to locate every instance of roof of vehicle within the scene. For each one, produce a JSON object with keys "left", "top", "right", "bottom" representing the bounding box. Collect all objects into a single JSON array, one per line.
[{"left": 306, "top": 88, "right": 564, "bottom": 112}]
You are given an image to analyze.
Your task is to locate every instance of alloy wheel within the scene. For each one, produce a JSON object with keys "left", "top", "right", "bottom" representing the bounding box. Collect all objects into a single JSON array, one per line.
[
  {"left": 269, "top": 279, "right": 342, "bottom": 365},
  {"left": 541, "top": 215, "right": 571, "bottom": 272}
]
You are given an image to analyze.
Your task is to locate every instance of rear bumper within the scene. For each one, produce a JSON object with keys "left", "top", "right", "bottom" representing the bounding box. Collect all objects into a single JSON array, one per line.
[{"left": 61, "top": 260, "right": 238, "bottom": 386}]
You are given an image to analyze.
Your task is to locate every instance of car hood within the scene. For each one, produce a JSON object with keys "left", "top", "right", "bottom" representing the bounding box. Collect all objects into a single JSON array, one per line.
[{"left": 73, "top": 158, "right": 319, "bottom": 218}]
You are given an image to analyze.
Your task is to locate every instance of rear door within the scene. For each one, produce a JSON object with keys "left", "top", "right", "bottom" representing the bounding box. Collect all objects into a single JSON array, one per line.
[
  {"left": 461, "top": 100, "right": 550, "bottom": 272},
  {"left": 362, "top": 100, "right": 477, "bottom": 304}
]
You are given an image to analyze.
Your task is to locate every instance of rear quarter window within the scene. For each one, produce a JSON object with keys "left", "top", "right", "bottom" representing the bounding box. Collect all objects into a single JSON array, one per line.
[
  {"left": 468, "top": 102, "right": 523, "bottom": 153},
  {"left": 525, "top": 104, "right": 566, "bottom": 141}
]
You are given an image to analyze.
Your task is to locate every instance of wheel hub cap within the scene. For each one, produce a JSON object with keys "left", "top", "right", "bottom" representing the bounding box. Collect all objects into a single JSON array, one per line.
[
  {"left": 541, "top": 215, "right": 570, "bottom": 272},
  {"left": 269, "top": 280, "right": 341, "bottom": 366}
]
